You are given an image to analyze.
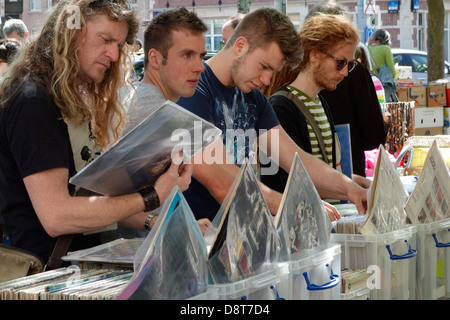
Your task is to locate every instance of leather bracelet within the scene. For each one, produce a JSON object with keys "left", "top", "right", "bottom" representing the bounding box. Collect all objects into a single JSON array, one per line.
[
  {"left": 144, "top": 212, "right": 158, "bottom": 231},
  {"left": 139, "top": 186, "right": 160, "bottom": 212}
]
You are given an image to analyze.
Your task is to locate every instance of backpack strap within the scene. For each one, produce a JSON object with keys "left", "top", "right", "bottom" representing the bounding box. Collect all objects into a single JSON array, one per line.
[
  {"left": 45, "top": 234, "right": 74, "bottom": 271},
  {"left": 272, "top": 90, "right": 330, "bottom": 164}
]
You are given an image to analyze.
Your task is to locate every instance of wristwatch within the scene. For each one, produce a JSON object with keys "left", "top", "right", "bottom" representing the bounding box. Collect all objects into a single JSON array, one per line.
[
  {"left": 144, "top": 212, "right": 159, "bottom": 231},
  {"left": 139, "top": 186, "right": 160, "bottom": 212}
]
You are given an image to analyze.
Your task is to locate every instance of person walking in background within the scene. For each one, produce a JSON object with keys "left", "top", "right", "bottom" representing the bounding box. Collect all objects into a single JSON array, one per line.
[
  {"left": 2, "top": 19, "right": 29, "bottom": 43},
  {"left": 368, "top": 29, "right": 398, "bottom": 102},
  {"left": 355, "top": 45, "right": 387, "bottom": 105}
]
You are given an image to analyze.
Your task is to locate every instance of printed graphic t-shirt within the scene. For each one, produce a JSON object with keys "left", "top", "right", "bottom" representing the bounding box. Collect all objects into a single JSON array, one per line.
[{"left": 178, "top": 62, "right": 280, "bottom": 221}]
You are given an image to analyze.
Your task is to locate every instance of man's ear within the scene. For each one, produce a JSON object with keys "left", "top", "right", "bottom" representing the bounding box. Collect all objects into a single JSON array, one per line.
[
  {"left": 147, "top": 48, "right": 162, "bottom": 70},
  {"left": 310, "top": 49, "right": 322, "bottom": 64},
  {"left": 309, "top": 49, "right": 323, "bottom": 69},
  {"left": 233, "top": 36, "right": 249, "bottom": 56}
]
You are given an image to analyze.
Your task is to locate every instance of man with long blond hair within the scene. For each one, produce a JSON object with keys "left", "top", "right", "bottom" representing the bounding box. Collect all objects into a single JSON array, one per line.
[{"left": 0, "top": 0, "right": 192, "bottom": 267}]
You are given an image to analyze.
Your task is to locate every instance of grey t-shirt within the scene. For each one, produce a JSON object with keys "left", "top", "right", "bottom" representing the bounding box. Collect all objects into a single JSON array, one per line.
[
  {"left": 118, "top": 82, "right": 166, "bottom": 239},
  {"left": 122, "top": 82, "right": 166, "bottom": 136}
]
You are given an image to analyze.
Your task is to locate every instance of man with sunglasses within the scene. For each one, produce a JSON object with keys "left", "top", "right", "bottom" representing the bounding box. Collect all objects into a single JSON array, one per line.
[
  {"left": 262, "top": 13, "right": 371, "bottom": 198},
  {"left": 310, "top": 0, "right": 387, "bottom": 179},
  {"left": 0, "top": 0, "right": 192, "bottom": 267},
  {"left": 178, "top": 8, "right": 369, "bottom": 223}
]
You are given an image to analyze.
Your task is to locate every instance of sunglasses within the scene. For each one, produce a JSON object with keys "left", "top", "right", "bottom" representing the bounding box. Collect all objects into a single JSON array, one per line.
[{"left": 320, "top": 50, "right": 357, "bottom": 73}]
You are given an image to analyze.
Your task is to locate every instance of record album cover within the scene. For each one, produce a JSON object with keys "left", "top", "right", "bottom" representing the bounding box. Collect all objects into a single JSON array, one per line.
[{"left": 70, "top": 100, "right": 221, "bottom": 196}]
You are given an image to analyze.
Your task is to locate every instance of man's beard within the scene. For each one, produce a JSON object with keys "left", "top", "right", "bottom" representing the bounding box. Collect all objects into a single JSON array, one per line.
[
  {"left": 313, "top": 65, "right": 343, "bottom": 92},
  {"left": 230, "top": 54, "right": 253, "bottom": 93}
]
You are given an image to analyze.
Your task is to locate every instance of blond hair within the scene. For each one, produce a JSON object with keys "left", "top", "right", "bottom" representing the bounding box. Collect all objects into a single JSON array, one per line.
[
  {"left": 0, "top": 0, "right": 139, "bottom": 150},
  {"left": 261, "top": 14, "right": 360, "bottom": 97},
  {"left": 297, "top": 14, "right": 360, "bottom": 72}
]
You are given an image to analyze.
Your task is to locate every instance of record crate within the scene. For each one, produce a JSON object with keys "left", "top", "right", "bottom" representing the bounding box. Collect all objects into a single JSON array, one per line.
[
  {"left": 340, "top": 287, "right": 371, "bottom": 300},
  {"left": 276, "top": 244, "right": 342, "bottom": 300},
  {"left": 415, "top": 218, "right": 450, "bottom": 300},
  {"left": 186, "top": 287, "right": 219, "bottom": 300},
  {"left": 330, "top": 226, "right": 417, "bottom": 300},
  {"left": 208, "top": 263, "right": 288, "bottom": 300}
]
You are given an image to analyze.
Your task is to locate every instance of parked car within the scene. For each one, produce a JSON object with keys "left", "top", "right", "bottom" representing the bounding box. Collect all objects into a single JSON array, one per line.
[
  {"left": 391, "top": 48, "right": 450, "bottom": 81},
  {"left": 132, "top": 53, "right": 145, "bottom": 82}
]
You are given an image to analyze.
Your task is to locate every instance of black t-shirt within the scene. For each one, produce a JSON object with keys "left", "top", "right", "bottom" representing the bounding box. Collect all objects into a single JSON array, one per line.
[{"left": 0, "top": 80, "right": 90, "bottom": 262}]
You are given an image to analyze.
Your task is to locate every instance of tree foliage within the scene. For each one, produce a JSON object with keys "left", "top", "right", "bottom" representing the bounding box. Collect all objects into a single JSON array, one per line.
[{"left": 237, "top": 0, "right": 251, "bottom": 13}]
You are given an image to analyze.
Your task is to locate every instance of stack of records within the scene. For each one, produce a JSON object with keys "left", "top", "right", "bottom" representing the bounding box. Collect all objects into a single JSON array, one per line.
[{"left": 0, "top": 268, "right": 132, "bottom": 300}]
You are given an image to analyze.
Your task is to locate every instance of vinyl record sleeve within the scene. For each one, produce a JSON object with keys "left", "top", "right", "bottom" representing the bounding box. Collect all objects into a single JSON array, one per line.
[
  {"left": 61, "top": 238, "right": 143, "bottom": 265},
  {"left": 69, "top": 100, "right": 221, "bottom": 196},
  {"left": 115, "top": 187, "right": 208, "bottom": 300},
  {"left": 405, "top": 140, "right": 450, "bottom": 224},
  {"left": 274, "top": 153, "right": 331, "bottom": 261},
  {"left": 207, "top": 158, "right": 280, "bottom": 284},
  {"left": 359, "top": 144, "right": 408, "bottom": 234}
]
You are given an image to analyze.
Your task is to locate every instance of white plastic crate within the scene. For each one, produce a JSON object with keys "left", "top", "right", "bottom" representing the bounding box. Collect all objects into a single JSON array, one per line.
[
  {"left": 330, "top": 226, "right": 417, "bottom": 300},
  {"left": 276, "top": 244, "right": 341, "bottom": 300},
  {"left": 209, "top": 265, "right": 286, "bottom": 300},
  {"left": 416, "top": 218, "right": 450, "bottom": 300},
  {"left": 186, "top": 287, "right": 219, "bottom": 300},
  {"left": 340, "top": 287, "right": 371, "bottom": 300}
]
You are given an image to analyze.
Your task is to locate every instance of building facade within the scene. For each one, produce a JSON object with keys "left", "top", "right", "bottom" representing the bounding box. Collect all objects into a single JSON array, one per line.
[{"left": 3, "top": 0, "right": 450, "bottom": 61}]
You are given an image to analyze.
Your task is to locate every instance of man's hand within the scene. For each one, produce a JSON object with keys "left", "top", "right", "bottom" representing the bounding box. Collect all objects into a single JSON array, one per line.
[
  {"left": 322, "top": 201, "right": 341, "bottom": 221},
  {"left": 154, "top": 152, "right": 193, "bottom": 204}
]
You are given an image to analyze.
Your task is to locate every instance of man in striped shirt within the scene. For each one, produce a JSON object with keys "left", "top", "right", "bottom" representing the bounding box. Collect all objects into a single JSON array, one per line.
[{"left": 263, "top": 14, "right": 371, "bottom": 197}]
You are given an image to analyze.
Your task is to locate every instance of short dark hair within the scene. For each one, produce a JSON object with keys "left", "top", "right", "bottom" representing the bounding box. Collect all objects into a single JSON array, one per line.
[
  {"left": 0, "top": 39, "right": 21, "bottom": 64},
  {"left": 227, "top": 8, "right": 303, "bottom": 69},
  {"left": 369, "top": 29, "right": 391, "bottom": 46},
  {"left": 143, "top": 7, "right": 208, "bottom": 67}
]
